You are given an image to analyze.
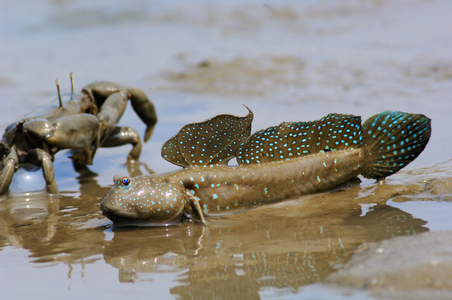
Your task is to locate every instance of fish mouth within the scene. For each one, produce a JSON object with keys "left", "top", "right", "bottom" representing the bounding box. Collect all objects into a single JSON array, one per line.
[
  {"left": 100, "top": 204, "right": 141, "bottom": 223},
  {"left": 101, "top": 203, "right": 184, "bottom": 226}
]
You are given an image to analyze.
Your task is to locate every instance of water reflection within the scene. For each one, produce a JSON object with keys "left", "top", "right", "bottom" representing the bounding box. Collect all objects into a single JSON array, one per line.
[
  {"left": 0, "top": 159, "right": 154, "bottom": 262},
  {"left": 0, "top": 163, "right": 429, "bottom": 298},
  {"left": 0, "top": 178, "right": 106, "bottom": 264},
  {"left": 102, "top": 185, "right": 428, "bottom": 299}
]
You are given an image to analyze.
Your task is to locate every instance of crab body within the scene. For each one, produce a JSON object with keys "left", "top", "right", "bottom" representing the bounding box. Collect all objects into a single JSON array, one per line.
[{"left": 0, "top": 75, "right": 157, "bottom": 195}]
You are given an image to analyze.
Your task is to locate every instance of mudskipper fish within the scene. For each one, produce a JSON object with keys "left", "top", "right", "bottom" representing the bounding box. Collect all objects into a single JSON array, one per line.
[{"left": 100, "top": 109, "right": 431, "bottom": 225}]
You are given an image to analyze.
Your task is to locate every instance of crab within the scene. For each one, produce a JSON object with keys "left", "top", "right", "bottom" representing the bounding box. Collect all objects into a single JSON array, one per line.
[{"left": 0, "top": 73, "right": 158, "bottom": 195}]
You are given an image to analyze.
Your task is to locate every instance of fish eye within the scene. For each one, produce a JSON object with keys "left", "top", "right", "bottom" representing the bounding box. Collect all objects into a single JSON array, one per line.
[{"left": 120, "top": 176, "right": 131, "bottom": 186}]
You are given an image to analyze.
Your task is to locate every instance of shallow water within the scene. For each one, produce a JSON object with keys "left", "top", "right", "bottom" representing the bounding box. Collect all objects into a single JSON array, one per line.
[{"left": 1, "top": 0, "right": 452, "bottom": 299}]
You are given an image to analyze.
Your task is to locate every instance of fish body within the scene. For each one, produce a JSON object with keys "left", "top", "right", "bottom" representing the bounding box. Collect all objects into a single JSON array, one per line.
[
  {"left": 182, "top": 149, "right": 364, "bottom": 215},
  {"left": 101, "top": 110, "right": 431, "bottom": 225}
]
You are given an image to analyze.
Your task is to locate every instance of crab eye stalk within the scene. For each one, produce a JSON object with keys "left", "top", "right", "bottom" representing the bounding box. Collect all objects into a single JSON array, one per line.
[
  {"left": 70, "top": 72, "right": 75, "bottom": 101},
  {"left": 56, "top": 78, "right": 63, "bottom": 108}
]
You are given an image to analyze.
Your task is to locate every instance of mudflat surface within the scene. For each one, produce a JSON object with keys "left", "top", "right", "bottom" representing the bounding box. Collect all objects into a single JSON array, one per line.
[{"left": 1, "top": 1, "right": 451, "bottom": 299}]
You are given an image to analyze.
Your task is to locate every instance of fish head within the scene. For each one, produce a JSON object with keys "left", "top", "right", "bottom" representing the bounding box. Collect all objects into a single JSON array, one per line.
[{"left": 100, "top": 175, "right": 186, "bottom": 225}]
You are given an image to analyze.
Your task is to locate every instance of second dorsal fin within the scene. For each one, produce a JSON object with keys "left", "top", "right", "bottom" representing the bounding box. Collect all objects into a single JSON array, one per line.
[
  {"left": 162, "top": 108, "right": 253, "bottom": 168},
  {"left": 236, "top": 113, "right": 363, "bottom": 165}
]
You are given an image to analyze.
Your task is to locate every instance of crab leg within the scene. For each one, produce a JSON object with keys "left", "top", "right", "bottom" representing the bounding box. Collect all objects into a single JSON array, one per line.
[
  {"left": 82, "top": 81, "right": 157, "bottom": 144},
  {"left": 101, "top": 126, "right": 142, "bottom": 160},
  {"left": 0, "top": 146, "right": 18, "bottom": 195},
  {"left": 96, "top": 90, "right": 129, "bottom": 144},
  {"left": 26, "top": 148, "right": 58, "bottom": 194},
  {"left": 82, "top": 81, "right": 124, "bottom": 100},
  {"left": 127, "top": 87, "right": 158, "bottom": 143}
]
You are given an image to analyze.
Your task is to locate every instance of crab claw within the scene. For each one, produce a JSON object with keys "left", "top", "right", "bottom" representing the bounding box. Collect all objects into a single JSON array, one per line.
[
  {"left": 45, "top": 114, "right": 100, "bottom": 165},
  {"left": 23, "top": 119, "right": 53, "bottom": 138}
]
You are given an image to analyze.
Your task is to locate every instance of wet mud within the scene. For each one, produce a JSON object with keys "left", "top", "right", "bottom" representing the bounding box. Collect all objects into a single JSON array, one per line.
[
  {"left": 158, "top": 56, "right": 308, "bottom": 97},
  {"left": 325, "top": 230, "right": 452, "bottom": 300},
  {"left": 2, "top": 162, "right": 451, "bottom": 299},
  {"left": 1, "top": 0, "right": 452, "bottom": 299}
]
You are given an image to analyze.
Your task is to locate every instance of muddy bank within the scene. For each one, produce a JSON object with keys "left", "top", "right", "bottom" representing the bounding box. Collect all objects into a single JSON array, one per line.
[
  {"left": 325, "top": 230, "right": 452, "bottom": 300},
  {"left": 318, "top": 167, "right": 452, "bottom": 299}
]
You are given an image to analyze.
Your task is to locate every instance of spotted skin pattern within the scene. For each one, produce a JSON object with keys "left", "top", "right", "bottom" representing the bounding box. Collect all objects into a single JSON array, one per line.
[
  {"left": 236, "top": 113, "right": 363, "bottom": 165},
  {"left": 162, "top": 109, "right": 253, "bottom": 167},
  {"left": 361, "top": 111, "right": 431, "bottom": 178},
  {"left": 101, "top": 110, "right": 431, "bottom": 225}
]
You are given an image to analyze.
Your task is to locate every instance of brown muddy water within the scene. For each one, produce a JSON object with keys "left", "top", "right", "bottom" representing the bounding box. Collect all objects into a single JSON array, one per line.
[{"left": 1, "top": 1, "right": 452, "bottom": 299}]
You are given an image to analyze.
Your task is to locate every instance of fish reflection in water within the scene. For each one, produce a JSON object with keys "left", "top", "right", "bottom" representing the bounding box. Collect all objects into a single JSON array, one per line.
[
  {"left": 0, "top": 174, "right": 430, "bottom": 297},
  {"left": 102, "top": 185, "right": 428, "bottom": 299},
  {"left": 0, "top": 158, "right": 153, "bottom": 264}
]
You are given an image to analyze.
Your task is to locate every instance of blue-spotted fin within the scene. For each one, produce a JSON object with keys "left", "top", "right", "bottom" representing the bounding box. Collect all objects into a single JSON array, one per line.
[{"left": 100, "top": 109, "right": 431, "bottom": 225}]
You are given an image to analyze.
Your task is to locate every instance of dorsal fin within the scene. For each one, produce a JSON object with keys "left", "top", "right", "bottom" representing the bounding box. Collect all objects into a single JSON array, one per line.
[
  {"left": 162, "top": 108, "right": 253, "bottom": 168},
  {"left": 236, "top": 113, "right": 363, "bottom": 165}
]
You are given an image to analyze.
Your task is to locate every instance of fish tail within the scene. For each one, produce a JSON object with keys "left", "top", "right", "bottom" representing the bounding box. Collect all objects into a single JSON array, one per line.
[{"left": 360, "top": 111, "right": 431, "bottom": 179}]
